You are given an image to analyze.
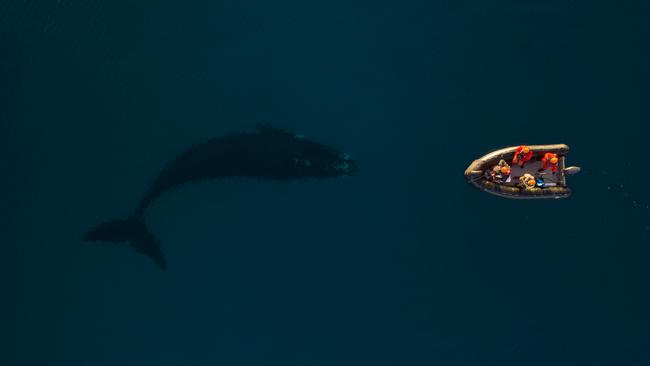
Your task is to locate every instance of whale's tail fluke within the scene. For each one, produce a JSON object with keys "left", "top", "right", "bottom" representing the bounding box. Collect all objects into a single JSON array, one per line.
[{"left": 82, "top": 217, "right": 167, "bottom": 271}]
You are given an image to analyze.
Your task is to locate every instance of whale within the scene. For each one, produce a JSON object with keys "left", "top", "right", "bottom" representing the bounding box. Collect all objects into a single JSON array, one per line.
[{"left": 83, "top": 124, "right": 358, "bottom": 270}]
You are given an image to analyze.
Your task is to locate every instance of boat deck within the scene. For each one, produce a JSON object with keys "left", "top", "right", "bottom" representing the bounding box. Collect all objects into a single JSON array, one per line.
[
  {"left": 503, "top": 159, "right": 563, "bottom": 186},
  {"left": 464, "top": 144, "right": 572, "bottom": 199}
]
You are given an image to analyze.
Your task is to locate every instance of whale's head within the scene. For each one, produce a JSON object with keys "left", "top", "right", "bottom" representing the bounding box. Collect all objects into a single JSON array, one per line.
[
  {"left": 255, "top": 124, "right": 359, "bottom": 179},
  {"left": 290, "top": 138, "right": 359, "bottom": 178},
  {"left": 330, "top": 153, "right": 360, "bottom": 176}
]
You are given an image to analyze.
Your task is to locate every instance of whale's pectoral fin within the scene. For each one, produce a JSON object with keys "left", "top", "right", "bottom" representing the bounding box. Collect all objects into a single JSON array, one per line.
[{"left": 83, "top": 217, "right": 167, "bottom": 271}]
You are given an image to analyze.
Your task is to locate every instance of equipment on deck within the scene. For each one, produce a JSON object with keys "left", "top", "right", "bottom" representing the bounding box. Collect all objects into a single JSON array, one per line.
[{"left": 464, "top": 144, "right": 581, "bottom": 199}]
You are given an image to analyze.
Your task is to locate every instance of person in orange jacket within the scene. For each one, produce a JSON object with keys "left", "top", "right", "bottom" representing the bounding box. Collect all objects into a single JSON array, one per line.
[
  {"left": 512, "top": 145, "right": 533, "bottom": 168},
  {"left": 539, "top": 152, "right": 559, "bottom": 173}
]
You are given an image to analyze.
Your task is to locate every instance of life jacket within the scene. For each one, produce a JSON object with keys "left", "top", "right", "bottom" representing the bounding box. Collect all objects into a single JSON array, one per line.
[
  {"left": 514, "top": 146, "right": 533, "bottom": 162},
  {"left": 541, "top": 153, "right": 559, "bottom": 172},
  {"left": 519, "top": 174, "right": 536, "bottom": 189},
  {"left": 494, "top": 164, "right": 510, "bottom": 174},
  {"left": 541, "top": 152, "right": 557, "bottom": 161}
]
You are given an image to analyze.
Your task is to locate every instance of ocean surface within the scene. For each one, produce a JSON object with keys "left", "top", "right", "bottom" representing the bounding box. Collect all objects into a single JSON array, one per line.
[{"left": 3, "top": 1, "right": 650, "bottom": 365}]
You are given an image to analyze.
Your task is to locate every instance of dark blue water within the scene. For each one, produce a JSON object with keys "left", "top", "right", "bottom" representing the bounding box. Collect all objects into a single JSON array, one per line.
[{"left": 3, "top": 1, "right": 650, "bottom": 364}]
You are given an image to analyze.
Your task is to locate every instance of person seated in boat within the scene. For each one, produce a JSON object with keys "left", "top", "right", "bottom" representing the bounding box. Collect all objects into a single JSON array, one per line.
[
  {"left": 538, "top": 152, "right": 559, "bottom": 173},
  {"left": 487, "top": 159, "right": 511, "bottom": 183},
  {"left": 512, "top": 145, "right": 533, "bottom": 168},
  {"left": 518, "top": 173, "right": 537, "bottom": 190}
]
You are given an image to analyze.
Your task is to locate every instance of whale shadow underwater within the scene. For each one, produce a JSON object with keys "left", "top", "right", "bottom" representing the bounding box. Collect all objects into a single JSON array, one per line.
[{"left": 83, "top": 124, "right": 358, "bottom": 271}]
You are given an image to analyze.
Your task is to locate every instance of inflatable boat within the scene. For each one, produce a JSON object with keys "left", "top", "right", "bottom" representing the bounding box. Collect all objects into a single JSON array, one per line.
[{"left": 464, "top": 144, "right": 581, "bottom": 199}]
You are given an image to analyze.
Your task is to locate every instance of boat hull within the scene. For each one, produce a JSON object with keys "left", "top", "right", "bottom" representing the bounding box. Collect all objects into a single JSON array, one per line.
[{"left": 464, "top": 144, "right": 572, "bottom": 199}]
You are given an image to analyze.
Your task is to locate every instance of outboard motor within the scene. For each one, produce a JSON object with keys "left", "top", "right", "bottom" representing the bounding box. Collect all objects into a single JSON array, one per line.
[{"left": 564, "top": 166, "right": 581, "bottom": 175}]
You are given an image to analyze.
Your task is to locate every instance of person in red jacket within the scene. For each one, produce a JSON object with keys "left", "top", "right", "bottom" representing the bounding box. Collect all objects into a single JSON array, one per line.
[
  {"left": 512, "top": 145, "right": 533, "bottom": 168},
  {"left": 539, "top": 152, "right": 559, "bottom": 173}
]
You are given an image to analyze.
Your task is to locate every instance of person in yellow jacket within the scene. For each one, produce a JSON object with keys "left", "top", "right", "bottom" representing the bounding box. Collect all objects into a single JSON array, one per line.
[{"left": 518, "top": 173, "right": 537, "bottom": 190}]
